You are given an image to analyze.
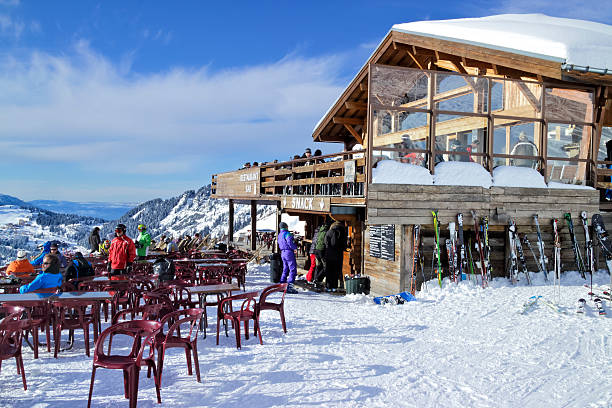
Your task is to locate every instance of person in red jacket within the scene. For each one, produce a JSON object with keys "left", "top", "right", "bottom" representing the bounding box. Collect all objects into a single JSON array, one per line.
[{"left": 107, "top": 223, "right": 136, "bottom": 277}]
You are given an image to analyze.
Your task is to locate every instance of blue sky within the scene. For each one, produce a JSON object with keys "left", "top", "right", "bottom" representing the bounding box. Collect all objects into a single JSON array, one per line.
[{"left": 1, "top": 0, "right": 610, "bottom": 202}]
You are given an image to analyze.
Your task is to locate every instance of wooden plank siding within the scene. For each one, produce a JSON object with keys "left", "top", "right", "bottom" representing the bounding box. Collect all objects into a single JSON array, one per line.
[{"left": 365, "top": 183, "right": 601, "bottom": 295}]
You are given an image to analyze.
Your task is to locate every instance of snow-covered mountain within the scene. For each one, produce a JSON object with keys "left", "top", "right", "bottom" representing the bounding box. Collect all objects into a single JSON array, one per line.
[
  {"left": 98, "top": 185, "right": 275, "bottom": 243},
  {"left": 1, "top": 185, "right": 276, "bottom": 267},
  {"left": 0, "top": 195, "right": 104, "bottom": 265}
]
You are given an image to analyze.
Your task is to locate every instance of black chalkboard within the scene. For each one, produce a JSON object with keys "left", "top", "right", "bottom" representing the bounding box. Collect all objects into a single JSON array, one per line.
[{"left": 369, "top": 224, "right": 395, "bottom": 261}]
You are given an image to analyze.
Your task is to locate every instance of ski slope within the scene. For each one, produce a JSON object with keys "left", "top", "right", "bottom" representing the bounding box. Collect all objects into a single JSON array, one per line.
[{"left": 0, "top": 264, "right": 610, "bottom": 407}]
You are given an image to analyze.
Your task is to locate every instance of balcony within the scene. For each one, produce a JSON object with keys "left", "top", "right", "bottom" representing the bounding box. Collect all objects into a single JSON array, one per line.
[{"left": 211, "top": 150, "right": 367, "bottom": 205}]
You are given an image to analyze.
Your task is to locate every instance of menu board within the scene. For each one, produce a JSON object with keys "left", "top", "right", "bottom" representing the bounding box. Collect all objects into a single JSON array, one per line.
[{"left": 369, "top": 224, "right": 395, "bottom": 261}]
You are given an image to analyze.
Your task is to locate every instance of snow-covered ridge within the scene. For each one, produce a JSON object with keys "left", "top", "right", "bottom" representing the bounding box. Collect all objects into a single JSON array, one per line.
[{"left": 392, "top": 14, "right": 612, "bottom": 71}]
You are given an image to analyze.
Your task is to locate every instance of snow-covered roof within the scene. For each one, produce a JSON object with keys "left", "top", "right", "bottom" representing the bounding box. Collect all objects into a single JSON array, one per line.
[{"left": 392, "top": 14, "right": 612, "bottom": 73}]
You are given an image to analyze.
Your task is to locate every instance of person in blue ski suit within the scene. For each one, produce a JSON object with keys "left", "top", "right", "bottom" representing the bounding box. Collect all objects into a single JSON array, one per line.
[
  {"left": 31, "top": 241, "right": 67, "bottom": 269},
  {"left": 19, "top": 254, "right": 63, "bottom": 294},
  {"left": 277, "top": 222, "right": 298, "bottom": 292}
]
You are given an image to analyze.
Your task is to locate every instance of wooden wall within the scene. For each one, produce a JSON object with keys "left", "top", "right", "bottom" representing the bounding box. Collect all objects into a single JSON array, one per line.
[
  {"left": 365, "top": 183, "right": 602, "bottom": 295},
  {"left": 364, "top": 223, "right": 403, "bottom": 295}
]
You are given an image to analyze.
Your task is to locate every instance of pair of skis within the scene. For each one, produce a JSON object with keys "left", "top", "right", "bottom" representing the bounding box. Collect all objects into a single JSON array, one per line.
[
  {"left": 471, "top": 210, "right": 489, "bottom": 288},
  {"left": 431, "top": 211, "right": 471, "bottom": 287},
  {"left": 409, "top": 225, "right": 424, "bottom": 295},
  {"left": 507, "top": 218, "right": 532, "bottom": 285}
]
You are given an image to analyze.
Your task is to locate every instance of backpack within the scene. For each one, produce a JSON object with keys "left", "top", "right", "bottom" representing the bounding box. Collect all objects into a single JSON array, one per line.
[
  {"left": 315, "top": 226, "right": 328, "bottom": 251},
  {"left": 153, "top": 259, "right": 175, "bottom": 282}
]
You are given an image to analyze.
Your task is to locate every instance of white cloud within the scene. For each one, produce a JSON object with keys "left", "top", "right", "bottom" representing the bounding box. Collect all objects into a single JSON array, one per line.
[
  {"left": 0, "top": 13, "right": 24, "bottom": 38},
  {"left": 0, "top": 42, "right": 345, "bottom": 175}
]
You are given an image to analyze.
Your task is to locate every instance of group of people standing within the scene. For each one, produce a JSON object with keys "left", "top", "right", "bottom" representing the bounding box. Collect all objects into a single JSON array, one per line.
[{"left": 277, "top": 219, "right": 347, "bottom": 293}]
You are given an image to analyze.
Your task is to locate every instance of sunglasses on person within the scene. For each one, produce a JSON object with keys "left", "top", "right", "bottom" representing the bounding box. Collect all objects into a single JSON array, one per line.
[
  {"left": 42, "top": 262, "right": 52, "bottom": 265},
  {"left": 115, "top": 229, "right": 123, "bottom": 233},
  {"left": 50, "top": 248, "right": 58, "bottom": 252}
]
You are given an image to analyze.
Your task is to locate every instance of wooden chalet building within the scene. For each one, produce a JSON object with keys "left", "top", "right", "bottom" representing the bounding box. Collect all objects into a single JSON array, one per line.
[{"left": 212, "top": 15, "right": 612, "bottom": 295}]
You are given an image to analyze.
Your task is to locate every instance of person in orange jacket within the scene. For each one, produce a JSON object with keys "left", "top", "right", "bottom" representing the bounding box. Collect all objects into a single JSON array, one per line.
[
  {"left": 107, "top": 223, "right": 136, "bottom": 277},
  {"left": 7, "top": 250, "right": 35, "bottom": 278}
]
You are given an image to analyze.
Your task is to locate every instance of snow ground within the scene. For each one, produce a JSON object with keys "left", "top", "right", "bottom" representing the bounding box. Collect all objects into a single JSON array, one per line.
[{"left": 0, "top": 264, "right": 611, "bottom": 407}]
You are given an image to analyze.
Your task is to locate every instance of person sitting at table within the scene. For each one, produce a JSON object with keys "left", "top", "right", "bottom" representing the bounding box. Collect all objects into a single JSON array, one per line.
[
  {"left": 98, "top": 239, "right": 111, "bottom": 256},
  {"left": 156, "top": 235, "right": 167, "bottom": 251},
  {"left": 19, "top": 254, "right": 63, "bottom": 294},
  {"left": 189, "top": 233, "right": 202, "bottom": 250},
  {"left": 165, "top": 237, "right": 178, "bottom": 253},
  {"left": 7, "top": 250, "right": 35, "bottom": 278},
  {"left": 107, "top": 223, "right": 136, "bottom": 278},
  {"left": 32, "top": 241, "right": 67, "bottom": 269},
  {"left": 65, "top": 252, "right": 95, "bottom": 282}
]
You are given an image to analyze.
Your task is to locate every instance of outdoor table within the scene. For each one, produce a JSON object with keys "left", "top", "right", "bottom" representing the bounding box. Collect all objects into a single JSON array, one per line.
[
  {"left": 0, "top": 291, "right": 113, "bottom": 352},
  {"left": 176, "top": 258, "right": 228, "bottom": 263},
  {"left": 0, "top": 291, "right": 113, "bottom": 305},
  {"left": 188, "top": 283, "right": 239, "bottom": 334}
]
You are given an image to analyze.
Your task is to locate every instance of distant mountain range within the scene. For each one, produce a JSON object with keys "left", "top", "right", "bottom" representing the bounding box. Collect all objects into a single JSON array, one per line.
[
  {"left": 28, "top": 200, "right": 137, "bottom": 221},
  {"left": 0, "top": 187, "right": 272, "bottom": 266}
]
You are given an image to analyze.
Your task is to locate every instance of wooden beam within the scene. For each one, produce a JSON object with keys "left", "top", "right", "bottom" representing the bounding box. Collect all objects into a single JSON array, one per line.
[
  {"left": 344, "top": 124, "right": 363, "bottom": 144},
  {"left": 345, "top": 101, "right": 367, "bottom": 110},
  {"left": 515, "top": 81, "right": 540, "bottom": 111},
  {"left": 333, "top": 116, "right": 365, "bottom": 126},
  {"left": 406, "top": 49, "right": 426, "bottom": 70},
  {"left": 359, "top": 82, "right": 368, "bottom": 92}
]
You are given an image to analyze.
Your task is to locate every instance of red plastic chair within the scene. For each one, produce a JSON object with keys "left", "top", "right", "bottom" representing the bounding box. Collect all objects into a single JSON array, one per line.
[
  {"left": 155, "top": 308, "right": 204, "bottom": 387},
  {"left": 51, "top": 299, "right": 100, "bottom": 358},
  {"left": 88, "top": 320, "right": 162, "bottom": 408},
  {"left": 257, "top": 283, "right": 288, "bottom": 333},
  {"left": 216, "top": 291, "right": 262, "bottom": 349},
  {"left": 107, "top": 304, "right": 172, "bottom": 354},
  {"left": 0, "top": 306, "right": 28, "bottom": 390}
]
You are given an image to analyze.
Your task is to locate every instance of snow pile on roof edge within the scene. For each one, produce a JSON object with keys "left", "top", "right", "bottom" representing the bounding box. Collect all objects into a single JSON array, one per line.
[
  {"left": 492, "top": 166, "right": 547, "bottom": 188},
  {"left": 434, "top": 162, "right": 492, "bottom": 188},
  {"left": 372, "top": 160, "right": 433, "bottom": 184}
]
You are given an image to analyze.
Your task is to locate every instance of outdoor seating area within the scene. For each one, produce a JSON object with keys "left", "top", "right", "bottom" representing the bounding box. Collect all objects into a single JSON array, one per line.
[{"left": 0, "top": 248, "right": 290, "bottom": 406}]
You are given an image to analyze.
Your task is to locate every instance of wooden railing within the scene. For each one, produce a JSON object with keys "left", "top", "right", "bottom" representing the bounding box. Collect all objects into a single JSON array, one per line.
[{"left": 211, "top": 150, "right": 367, "bottom": 198}]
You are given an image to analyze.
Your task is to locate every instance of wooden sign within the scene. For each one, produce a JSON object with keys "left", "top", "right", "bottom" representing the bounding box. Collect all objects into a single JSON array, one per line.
[
  {"left": 215, "top": 168, "right": 260, "bottom": 197},
  {"left": 369, "top": 224, "right": 395, "bottom": 261},
  {"left": 281, "top": 196, "right": 331, "bottom": 213},
  {"left": 344, "top": 160, "right": 356, "bottom": 182}
]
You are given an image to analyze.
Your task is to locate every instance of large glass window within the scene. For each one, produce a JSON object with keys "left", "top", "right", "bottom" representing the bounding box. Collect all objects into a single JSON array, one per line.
[
  {"left": 434, "top": 72, "right": 488, "bottom": 114},
  {"left": 370, "top": 65, "right": 429, "bottom": 107},
  {"left": 434, "top": 114, "right": 487, "bottom": 165},
  {"left": 547, "top": 160, "right": 587, "bottom": 184},
  {"left": 545, "top": 88, "right": 593, "bottom": 123},
  {"left": 546, "top": 123, "right": 591, "bottom": 160},
  {"left": 492, "top": 120, "right": 541, "bottom": 169},
  {"left": 495, "top": 79, "right": 542, "bottom": 118}
]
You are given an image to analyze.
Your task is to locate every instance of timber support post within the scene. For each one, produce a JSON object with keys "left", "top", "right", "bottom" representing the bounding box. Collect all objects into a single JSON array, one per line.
[
  {"left": 251, "top": 200, "right": 257, "bottom": 251},
  {"left": 228, "top": 199, "right": 234, "bottom": 245}
]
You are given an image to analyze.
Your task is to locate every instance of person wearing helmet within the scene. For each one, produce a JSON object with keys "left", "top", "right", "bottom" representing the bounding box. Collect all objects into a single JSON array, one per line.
[
  {"left": 99, "top": 239, "right": 111, "bottom": 256},
  {"left": 108, "top": 223, "right": 136, "bottom": 278},
  {"left": 277, "top": 222, "right": 299, "bottom": 294},
  {"left": 135, "top": 224, "right": 152, "bottom": 260},
  {"left": 510, "top": 131, "right": 539, "bottom": 168}
]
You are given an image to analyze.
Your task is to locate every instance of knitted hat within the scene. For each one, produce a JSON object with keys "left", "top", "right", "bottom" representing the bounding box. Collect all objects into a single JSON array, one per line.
[
  {"left": 16, "top": 250, "right": 27, "bottom": 260},
  {"left": 279, "top": 222, "right": 288, "bottom": 230}
]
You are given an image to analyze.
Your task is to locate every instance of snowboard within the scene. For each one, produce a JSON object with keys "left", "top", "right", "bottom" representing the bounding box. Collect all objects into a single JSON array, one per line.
[{"left": 373, "top": 291, "right": 417, "bottom": 305}]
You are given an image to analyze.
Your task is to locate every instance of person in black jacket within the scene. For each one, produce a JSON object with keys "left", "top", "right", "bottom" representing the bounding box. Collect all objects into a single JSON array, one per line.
[
  {"left": 89, "top": 227, "right": 101, "bottom": 253},
  {"left": 65, "top": 252, "right": 95, "bottom": 281},
  {"left": 153, "top": 255, "right": 175, "bottom": 282},
  {"left": 324, "top": 221, "right": 346, "bottom": 291}
]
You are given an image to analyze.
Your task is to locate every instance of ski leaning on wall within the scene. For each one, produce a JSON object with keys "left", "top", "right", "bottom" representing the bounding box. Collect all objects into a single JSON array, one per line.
[{"left": 564, "top": 213, "right": 586, "bottom": 279}]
